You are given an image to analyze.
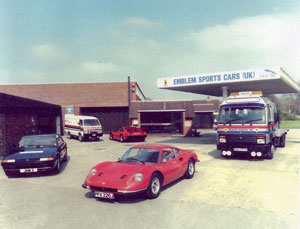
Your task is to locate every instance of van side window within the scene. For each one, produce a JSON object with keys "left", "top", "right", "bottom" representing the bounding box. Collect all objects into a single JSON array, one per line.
[{"left": 79, "top": 120, "right": 83, "bottom": 126}]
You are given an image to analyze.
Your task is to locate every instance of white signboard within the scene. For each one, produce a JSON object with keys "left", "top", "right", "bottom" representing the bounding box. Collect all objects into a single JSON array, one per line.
[{"left": 157, "top": 67, "right": 281, "bottom": 88}]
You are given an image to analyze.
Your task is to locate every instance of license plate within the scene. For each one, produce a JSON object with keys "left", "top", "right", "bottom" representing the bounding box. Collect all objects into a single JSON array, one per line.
[
  {"left": 20, "top": 168, "right": 38, "bottom": 173},
  {"left": 94, "top": 191, "right": 114, "bottom": 199},
  {"left": 234, "top": 148, "right": 248, "bottom": 152}
]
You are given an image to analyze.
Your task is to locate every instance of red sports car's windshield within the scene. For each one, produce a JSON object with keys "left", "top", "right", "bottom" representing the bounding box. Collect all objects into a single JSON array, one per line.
[{"left": 119, "top": 147, "right": 160, "bottom": 164}]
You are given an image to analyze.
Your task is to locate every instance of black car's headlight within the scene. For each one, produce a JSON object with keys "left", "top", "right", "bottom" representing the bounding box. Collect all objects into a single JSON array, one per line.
[
  {"left": 2, "top": 159, "right": 15, "bottom": 163},
  {"left": 40, "top": 157, "right": 54, "bottom": 161}
]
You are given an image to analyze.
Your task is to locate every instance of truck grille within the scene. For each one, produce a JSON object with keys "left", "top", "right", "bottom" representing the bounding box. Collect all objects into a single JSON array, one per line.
[{"left": 225, "top": 134, "right": 262, "bottom": 143}]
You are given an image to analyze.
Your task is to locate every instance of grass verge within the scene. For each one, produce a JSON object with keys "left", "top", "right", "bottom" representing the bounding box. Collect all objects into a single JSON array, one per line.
[{"left": 280, "top": 120, "right": 300, "bottom": 129}]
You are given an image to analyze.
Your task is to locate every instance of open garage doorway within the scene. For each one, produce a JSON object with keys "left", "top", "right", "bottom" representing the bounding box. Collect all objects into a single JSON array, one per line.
[
  {"left": 139, "top": 111, "right": 184, "bottom": 134},
  {"left": 193, "top": 112, "right": 214, "bottom": 129}
]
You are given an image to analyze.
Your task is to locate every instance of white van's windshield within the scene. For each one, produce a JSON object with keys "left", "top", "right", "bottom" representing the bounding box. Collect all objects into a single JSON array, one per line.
[
  {"left": 84, "top": 119, "right": 100, "bottom": 126},
  {"left": 218, "top": 106, "right": 266, "bottom": 125}
]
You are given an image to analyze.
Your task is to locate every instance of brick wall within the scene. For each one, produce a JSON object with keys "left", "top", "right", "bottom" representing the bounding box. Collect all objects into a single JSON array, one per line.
[{"left": 0, "top": 113, "right": 6, "bottom": 155}]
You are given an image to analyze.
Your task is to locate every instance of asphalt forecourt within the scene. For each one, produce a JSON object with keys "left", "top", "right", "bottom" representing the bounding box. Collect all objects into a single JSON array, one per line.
[{"left": 0, "top": 129, "right": 299, "bottom": 229}]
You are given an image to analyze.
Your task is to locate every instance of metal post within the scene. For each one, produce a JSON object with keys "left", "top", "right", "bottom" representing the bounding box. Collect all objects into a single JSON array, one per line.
[
  {"left": 128, "top": 76, "right": 131, "bottom": 126},
  {"left": 222, "top": 86, "right": 228, "bottom": 100}
]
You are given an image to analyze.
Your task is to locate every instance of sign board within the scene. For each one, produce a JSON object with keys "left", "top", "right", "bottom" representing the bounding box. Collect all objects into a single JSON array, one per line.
[
  {"left": 66, "top": 106, "right": 73, "bottom": 114},
  {"left": 157, "top": 67, "right": 281, "bottom": 88}
]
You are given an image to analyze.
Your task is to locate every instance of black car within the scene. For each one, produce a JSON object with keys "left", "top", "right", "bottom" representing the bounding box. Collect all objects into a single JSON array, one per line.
[{"left": 1, "top": 134, "right": 67, "bottom": 177}]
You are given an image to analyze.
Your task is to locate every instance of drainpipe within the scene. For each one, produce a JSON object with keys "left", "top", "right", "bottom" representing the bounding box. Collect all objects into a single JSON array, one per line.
[{"left": 128, "top": 76, "right": 131, "bottom": 126}]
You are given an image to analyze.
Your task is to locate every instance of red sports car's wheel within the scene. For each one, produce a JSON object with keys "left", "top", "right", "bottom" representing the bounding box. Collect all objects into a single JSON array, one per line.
[
  {"left": 120, "top": 135, "right": 124, "bottom": 142},
  {"left": 184, "top": 159, "right": 195, "bottom": 179},
  {"left": 110, "top": 133, "right": 113, "bottom": 140},
  {"left": 146, "top": 173, "right": 161, "bottom": 199}
]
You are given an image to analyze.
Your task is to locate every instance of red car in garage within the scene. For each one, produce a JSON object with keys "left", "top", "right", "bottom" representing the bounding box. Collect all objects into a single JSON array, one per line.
[
  {"left": 82, "top": 144, "right": 199, "bottom": 200},
  {"left": 110, "top": 126, "right": 147, "bottom": 142}
]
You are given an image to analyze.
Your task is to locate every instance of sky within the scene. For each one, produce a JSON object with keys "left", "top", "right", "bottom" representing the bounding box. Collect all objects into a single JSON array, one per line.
[{"left": 0, "top": 0, "right": 299, "bottom": 100}]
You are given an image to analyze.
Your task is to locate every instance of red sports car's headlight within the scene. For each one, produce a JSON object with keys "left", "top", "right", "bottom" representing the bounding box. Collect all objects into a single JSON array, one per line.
[
  {"left": 134, "top": 173, "right": 143, "bottom": 182},
  {"left": 90, "top": 168, "right": 97, "bottom": 176}
]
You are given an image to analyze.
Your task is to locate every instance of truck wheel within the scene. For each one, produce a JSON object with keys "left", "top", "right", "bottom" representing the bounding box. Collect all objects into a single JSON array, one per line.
[
  {"left": 279, "top": 134, "right": 286, "bottom": 147},
  {"left": 78, "top": 134, "right": 83, "bottom": 142},
  {"left": 266, "top": 144, "right": 275, "bottom": 159}
]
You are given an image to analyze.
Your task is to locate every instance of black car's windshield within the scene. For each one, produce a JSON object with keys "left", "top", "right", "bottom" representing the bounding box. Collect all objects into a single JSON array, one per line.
[
  {"left": 19, "top": 136, "right": 57, "bottom": 148},
  {"left": 218, "top": 106, "right": 266, "bottom": 125},
  {"left": 84, "top": 119, "right": 100, "bottom": 126},
  {"left": 119, "top": 147, "right": 160, "bottom": 164}
]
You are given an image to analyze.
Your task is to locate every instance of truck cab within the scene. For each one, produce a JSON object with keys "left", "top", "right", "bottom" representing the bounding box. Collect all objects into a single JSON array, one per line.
[{"left": 217, "top": 91, "right": 287, "bottom": 159}]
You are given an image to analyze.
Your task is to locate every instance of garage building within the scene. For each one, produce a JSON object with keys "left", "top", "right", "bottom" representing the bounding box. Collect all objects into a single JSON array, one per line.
[
  {"left": 0, "top": 92, "right": 61, "bottom": 156},
  {"left": 0, "top": 81, "right": 219, "bottom": 137}
]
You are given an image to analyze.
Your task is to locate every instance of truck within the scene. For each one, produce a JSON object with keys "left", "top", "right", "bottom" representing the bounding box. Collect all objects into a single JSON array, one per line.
[
  {"left": 64, "top": 114, "right": 103, "bottom": 141},
  {"left": 217, "top": 91, "right": 288, "bottom": 159}
]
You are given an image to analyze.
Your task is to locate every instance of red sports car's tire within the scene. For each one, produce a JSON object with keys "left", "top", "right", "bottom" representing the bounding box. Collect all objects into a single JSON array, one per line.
[
  {"left": 146, "top": 173, "right": 162, "bottom": 199},
  {"left": 120, "top": 135, "right": 124, "bottom": 142},
  {"left": 110, "top": 133, "right": 113, "bottom": 140},
  {"left": 184, "top": 159, "right": 195, "bottom": 179}
]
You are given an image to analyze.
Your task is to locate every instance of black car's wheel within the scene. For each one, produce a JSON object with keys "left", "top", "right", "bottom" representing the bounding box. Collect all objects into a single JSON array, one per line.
[
  {"left": 54, "top": 158, "right": 61, "bottom": 174},
  {"left": 146, "top": 173, "right": 162, "bottom": 199},
  {"left": 120, "top": 135, "right": 124, "bottom": 143},
  {"left": 184, "top": 159, "right": 195, "bottom": 179},
  {"left": 110, "top": 133, "right": 113, "bottom": 140},
  {"left": 78, "top": 134, "right": 83, "bottom": 142},
  {"left": 63, "top": 150, "right": 68, "bottom": 162},
  {"left": 266, "top": 144, "right": 275, "bottom": 159}
]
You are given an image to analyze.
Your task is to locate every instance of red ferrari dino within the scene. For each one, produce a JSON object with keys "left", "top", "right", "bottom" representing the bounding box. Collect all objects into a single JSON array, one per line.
[
  {"left": 109, "top": 126, "right": 147, "bottom": 142},
  {"left": 82, "top": 144, "right": 199, "bottom": 200}
]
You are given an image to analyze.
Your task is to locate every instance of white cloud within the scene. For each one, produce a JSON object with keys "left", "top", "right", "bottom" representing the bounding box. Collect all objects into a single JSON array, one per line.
[
  {"left": 189, "top": 14, "right": 300, "bottom": 53},
  {"left": 31, "top": 43, "right": 69, "bottom": 62},
  {"left": 186, "top": 12, "right": 300, "bottom": 82},
  {"left": 80, "top": 61, "right": 118, "bottom": 74}
]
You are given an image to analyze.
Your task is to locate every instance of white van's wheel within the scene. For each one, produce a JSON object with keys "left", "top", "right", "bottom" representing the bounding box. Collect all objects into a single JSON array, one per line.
[
  {"left": 68, "top": 132, "right": 72, "bottom": 139},
  {"left": 78, "top": 134, "right": 83, "bottom": 142}
]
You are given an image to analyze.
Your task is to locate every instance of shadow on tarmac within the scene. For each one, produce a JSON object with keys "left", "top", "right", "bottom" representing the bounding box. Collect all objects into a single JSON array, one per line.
[
  {"left": 154, "top": 133, "right": 217, "bottom": 145},
  {"left": 83, "top": 174, "right": 197, "bottom": 204}
]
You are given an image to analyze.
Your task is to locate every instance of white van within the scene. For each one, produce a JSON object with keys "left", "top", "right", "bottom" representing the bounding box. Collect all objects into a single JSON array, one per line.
[{"left": 64, "top": 114, "right": 103, "bottom": 141}]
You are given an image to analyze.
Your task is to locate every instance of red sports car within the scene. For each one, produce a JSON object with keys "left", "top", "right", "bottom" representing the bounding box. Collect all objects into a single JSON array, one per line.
[
  {"left": 110, "top": 126, "right": 147, "bottom": 142},
  {"left": 82, "top": 144, "right": 199, "bottom": 200}
]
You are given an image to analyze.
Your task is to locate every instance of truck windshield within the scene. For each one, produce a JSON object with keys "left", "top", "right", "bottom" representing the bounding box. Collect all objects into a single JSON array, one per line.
[
  {"left": 84, "top": 119, "right": 100, "bottom": 126},
  {"left": 218, "top": 106, "right": 266, "bottom": 125}
]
